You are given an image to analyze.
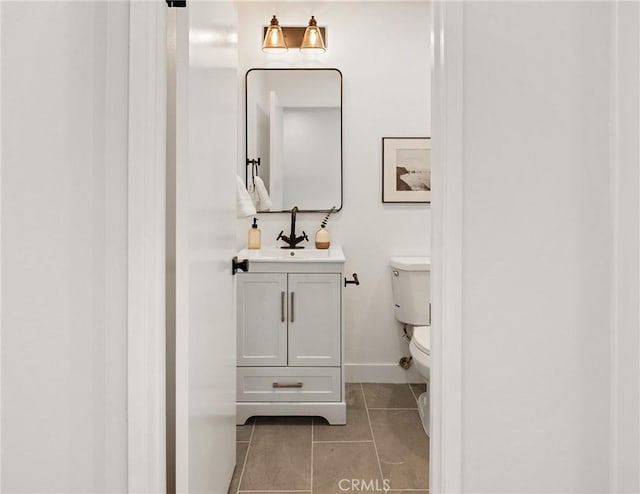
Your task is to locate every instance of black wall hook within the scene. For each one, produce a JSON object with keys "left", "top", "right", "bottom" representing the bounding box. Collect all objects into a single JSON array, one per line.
[
  {"left": 246, "top": 157, "right": 261, "bottom": 186},
  {"left": 344, "top": 273, "right": 360, "bottom": 287}
]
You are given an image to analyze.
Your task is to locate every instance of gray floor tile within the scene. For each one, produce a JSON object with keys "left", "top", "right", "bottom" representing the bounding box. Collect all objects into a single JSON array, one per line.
[
  {"left": 314, "top": 384, "right": 372, "bottom": 442},
  {"left": 236, "top": 417, "right": 254, "bottom": 442},
  {"left": 230, "top": 385, "right": 429, "bottom": 493},
  {"left": 228, "top": 442, "right": 248, "bottom": 494},
  {"left": 410, "top": 383, "right": 427, "bottom": 398},
  {"left": 389, "top": 491, "right": 429, "bottom": 493},
  {"left": 362, "top": 383, "right": 418, "bottom": 409},
  {"left": 369, "top": 409, "right": 429, "bottom": 490},
  {"left": 240, "top": 416, "right": 312, "bottom": 491},
  {"left": 313, "top": 442, "right": 383, "bottom": 494}
]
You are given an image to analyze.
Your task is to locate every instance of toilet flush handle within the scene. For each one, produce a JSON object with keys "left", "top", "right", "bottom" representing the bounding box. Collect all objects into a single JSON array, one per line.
[{"left": 393, "top": 270, "right": 399, "bottom": 277}]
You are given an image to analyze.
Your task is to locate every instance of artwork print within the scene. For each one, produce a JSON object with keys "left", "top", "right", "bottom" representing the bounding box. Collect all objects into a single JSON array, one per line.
[{"left": 382, "top": 137, "right": 431, "bottom": 203}]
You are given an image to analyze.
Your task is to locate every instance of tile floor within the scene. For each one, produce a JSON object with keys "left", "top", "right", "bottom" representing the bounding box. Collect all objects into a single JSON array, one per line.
[{"left": 229, "top": 383, "right": 429, "bottom": 494}]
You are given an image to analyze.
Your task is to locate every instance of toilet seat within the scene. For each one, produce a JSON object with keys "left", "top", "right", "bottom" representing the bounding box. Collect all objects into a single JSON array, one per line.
[
  {"left": 412, "top": 325, "right": 431, "bottom": 356},
  {"left": 409, "top": 325, "right": 431, "bottom": 383},
  {"left": 409, "top": 329, "right": 431, "bottom": 438}
]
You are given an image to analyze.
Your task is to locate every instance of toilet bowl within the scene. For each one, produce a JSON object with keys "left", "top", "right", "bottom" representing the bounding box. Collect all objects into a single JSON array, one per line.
[{"left": 409, "top": 325, "right": 430, "bottom": 436}]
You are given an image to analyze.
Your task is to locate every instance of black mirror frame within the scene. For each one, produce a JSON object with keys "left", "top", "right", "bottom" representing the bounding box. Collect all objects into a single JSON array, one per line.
[{"left": 244, "top": 67, "right": 343, "bottom": 213}]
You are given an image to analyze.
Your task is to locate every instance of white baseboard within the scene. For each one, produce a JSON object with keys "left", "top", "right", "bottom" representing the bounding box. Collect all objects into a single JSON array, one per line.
[{"left": 345, "top": 363, "right": 424, "bottom": 383}]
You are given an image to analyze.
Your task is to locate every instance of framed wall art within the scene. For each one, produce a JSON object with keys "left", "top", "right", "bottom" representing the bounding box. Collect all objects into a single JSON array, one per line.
[{"left": 382, "top": 137, "right": 431, "bottom": 203}]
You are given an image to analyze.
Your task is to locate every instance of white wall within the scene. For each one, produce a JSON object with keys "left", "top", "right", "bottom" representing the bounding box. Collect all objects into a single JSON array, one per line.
[
  {"left": 435, "top": 1, "right": 627, "bottom": 491},
  {"left": 1, "top": 2, "right": 129, "bottom": 491},
  {"left": 236, "top": 1, "right": 431, "bottom": 382}
]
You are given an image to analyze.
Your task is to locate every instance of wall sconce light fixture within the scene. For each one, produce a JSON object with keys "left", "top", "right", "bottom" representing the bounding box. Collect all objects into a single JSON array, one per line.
[
  {"left": 301, "top": 16, "right": 326, "bottom": 52},
  {"left": 262, "top": 15, "right": 327, "bottom": 53},
  {"left": 262, "top": 15, "right": 288, "bottom": 52}
]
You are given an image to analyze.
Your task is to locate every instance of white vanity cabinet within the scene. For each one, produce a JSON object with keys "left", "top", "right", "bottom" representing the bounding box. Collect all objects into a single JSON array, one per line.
[
  {"left": 235, "top": 247, "right": 346, "bottom": 425},
  {"left": 237, "top": 273, "right": 341, "bottom": 367},
  {"left": 236, "top": 273, "right": 288, "bottom": 367}
]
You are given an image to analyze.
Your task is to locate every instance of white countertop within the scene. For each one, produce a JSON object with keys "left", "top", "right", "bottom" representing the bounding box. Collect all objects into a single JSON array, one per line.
[{"left": 237, "top": 245, "right": 346, "bottom": 263}]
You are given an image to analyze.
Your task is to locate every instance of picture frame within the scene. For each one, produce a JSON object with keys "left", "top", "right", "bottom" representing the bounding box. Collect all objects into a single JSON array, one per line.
[{"left": 382, "top": 137, "right": 431, "bottom": 203}]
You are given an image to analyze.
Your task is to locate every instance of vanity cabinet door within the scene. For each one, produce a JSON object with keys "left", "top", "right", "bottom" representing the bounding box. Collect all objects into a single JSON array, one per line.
[
  {"left": 237, "top": 273, "right": 288, "bottom": 366},
  {"left": 288, "top": 273, "right": 341, "bottom": 367}
]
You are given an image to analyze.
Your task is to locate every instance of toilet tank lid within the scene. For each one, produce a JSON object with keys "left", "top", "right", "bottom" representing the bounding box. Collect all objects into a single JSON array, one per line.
[{"left": 390, "top": 257, "right": 431, "bottom": 271}]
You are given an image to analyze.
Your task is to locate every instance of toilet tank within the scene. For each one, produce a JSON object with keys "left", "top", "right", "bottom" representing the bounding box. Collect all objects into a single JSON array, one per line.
[{"left": 390, "top": 257, "right": 431, "bottom": 326}]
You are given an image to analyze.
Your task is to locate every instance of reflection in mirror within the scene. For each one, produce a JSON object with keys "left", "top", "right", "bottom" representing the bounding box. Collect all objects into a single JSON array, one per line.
[{"left": 245, "top": 68, "right": 342, "bottom": 212}]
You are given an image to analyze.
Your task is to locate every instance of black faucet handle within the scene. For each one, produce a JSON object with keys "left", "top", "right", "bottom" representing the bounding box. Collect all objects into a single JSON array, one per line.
[
  {"left": 302, "top": 231, "right": 308, "bottom": 242},
  {"left": 276, "top": 230, "right": 284, "bottom": 241}
]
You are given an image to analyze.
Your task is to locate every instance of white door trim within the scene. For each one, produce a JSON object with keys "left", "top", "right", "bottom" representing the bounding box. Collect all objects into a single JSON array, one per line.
[
  {"left": 127, "top": 3, "right": 167, "bottom": 493},
  {"left": 609, "top": 2, "right": 640, "bottom": 491},
  {"left": 609, "top": 3, "right": 621, "bottom": 489},
  {"left": 0, "top": 3, "right": 4, "bottom": 489},
  {"left": 430, "top": 2, "right": 463, "bottom": 493}
]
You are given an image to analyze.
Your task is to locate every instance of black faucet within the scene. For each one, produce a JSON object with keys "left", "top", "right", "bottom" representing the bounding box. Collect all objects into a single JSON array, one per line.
[{"left": 277, "top": 206, "right": 308, "bottom": 249}]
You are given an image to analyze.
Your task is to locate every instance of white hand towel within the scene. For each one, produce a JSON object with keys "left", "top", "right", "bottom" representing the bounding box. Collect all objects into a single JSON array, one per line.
[
  {"left": 236, "top": 175, "right": 257, "bottom": 218},
  {"left": 247, "top": 178, "right": 260, "bottom": 209},
  {"left": 254, "top": 176, "right": 273, "bottom": 211}
]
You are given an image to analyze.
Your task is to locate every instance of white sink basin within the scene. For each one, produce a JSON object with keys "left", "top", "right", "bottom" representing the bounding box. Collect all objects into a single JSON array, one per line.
[{"left": 237, "top": 246, "right": 345, "bottom": 262}]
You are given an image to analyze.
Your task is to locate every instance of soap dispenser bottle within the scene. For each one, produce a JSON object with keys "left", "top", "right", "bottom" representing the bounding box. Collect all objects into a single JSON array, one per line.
[{"left": 248, "top": 218, "right": 261, "bottom": 249}]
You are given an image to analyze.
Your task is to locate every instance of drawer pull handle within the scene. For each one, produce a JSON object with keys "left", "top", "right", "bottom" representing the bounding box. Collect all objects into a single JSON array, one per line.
[
  {"left": 290, "top": 292, "right": 295, "bottom": 322},
  {"left": 272, "top": 382, "right": 303, "bottom": 389}
]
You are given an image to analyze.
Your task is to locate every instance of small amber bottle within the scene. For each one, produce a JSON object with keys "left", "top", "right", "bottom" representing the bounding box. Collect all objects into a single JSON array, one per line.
[{"left": 248, "top": 218, "right": 261, "bottom": 249}]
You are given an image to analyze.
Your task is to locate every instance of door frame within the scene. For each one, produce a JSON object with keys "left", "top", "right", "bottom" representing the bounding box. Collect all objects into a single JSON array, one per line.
[
  {"left": 0, "top": 3, "right": 4, "bottom": 488},
  {"left": 127, "top": 2, "right": 167, "bottom": 492},
  {"left": 123, "top": 1, "right": 467, "bottom": 492},
  {"left": 430, "top": 2, "right": 464, "bottom": 492}
]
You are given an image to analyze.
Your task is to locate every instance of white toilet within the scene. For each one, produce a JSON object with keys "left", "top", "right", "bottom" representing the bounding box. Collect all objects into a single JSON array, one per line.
[{"left": 390, "top": 256, "right": 431, "bottom": 436}]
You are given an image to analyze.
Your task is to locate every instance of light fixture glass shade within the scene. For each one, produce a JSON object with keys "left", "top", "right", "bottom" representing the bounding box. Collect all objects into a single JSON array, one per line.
[
  {"left": 262, "top": 15, "right": 287, "bottom": 52},
  {"left": 300, "top": 16, "right": 325, "bottom": 52}
]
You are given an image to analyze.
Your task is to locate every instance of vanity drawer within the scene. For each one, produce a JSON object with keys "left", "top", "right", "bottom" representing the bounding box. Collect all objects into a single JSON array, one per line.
[{"left": 237, "top": 367, "right": 341, "bottom": 402}]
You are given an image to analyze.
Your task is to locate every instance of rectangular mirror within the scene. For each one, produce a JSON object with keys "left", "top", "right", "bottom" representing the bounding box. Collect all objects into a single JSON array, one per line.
[{"left": 245, "top": 68, "right": 343, "bottom": 212}]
